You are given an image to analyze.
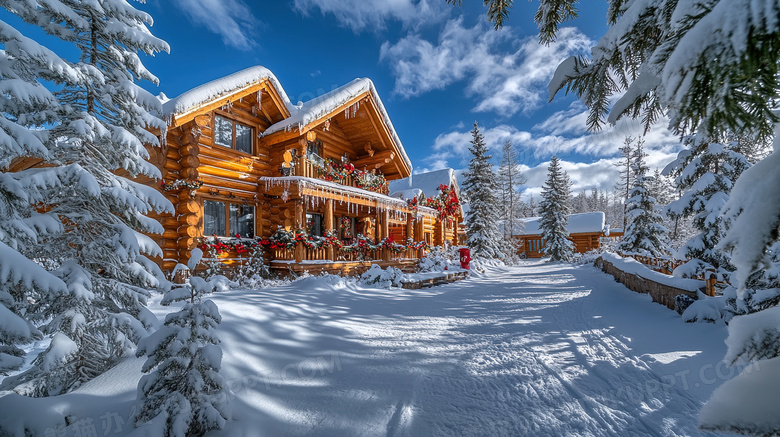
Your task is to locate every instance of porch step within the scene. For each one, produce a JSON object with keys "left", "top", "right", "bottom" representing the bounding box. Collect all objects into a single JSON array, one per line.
[{"left": 401, "top": 270, "right": 469, "bottom": 289}]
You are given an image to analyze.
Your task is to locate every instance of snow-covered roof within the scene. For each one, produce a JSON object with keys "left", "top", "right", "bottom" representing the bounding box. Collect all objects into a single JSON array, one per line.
[
  {"left": 160, "top": 66, "right": 293, "bottom": 119},
  {"left": 264, "top": 78, "right": 413, "bottom": 173},
  {"left": 388, "top": 168, "right": 457, "bottom": 199},
  {"left": 519, "top": 212, "right": 607, "bottom": 236},
  {"left": 390, "top": 188, "right": 424, "bottom": 200}
]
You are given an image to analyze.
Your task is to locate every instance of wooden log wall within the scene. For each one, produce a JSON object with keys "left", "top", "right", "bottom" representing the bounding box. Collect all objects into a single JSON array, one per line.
[{"left": 151, "top": 96, "right": 277, "bottom": 270}]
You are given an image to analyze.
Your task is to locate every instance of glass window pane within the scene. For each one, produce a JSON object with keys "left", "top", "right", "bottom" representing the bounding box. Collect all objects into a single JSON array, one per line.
[
  {"left": 214, "top": 116, "right": 233, "bottom": 148},
  {"left": 204, "top": 200, "right": 226, "bottom": 236},
  {"left": 230, "top": 204, "right": 255, "bottom": 238},
  {"left": 306, "top": 213, "right": 323, "bottom": 237},
  {"left": 235, "top": 124, "right": 252, "bottom": 154}
]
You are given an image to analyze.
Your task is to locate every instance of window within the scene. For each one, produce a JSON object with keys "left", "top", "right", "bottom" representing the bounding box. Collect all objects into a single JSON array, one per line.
[
  {"left": 230, "top": 204, "right": 255, "bottom": 238},
  {"left": 204, "top": 200, "right": 226, "bottom": 236},
  {"left": 306, "top": 213, "right": 323, "bottom": 237},
  {"left": 204, "top": 200, "right": 255, "bottom": 238},
  {"left": 214, "top": 115, "right": 253, "bottom": 154},
  {"left": 307, "top": 139, "right": 323, "bottom": 159}
]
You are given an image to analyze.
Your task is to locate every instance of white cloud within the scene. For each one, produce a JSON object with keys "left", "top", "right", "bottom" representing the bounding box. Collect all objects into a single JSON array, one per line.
[
  {"left": 172, "top": 0, "right": 258, "bottom": 50},
  {"left": 422, "top": 105, "right": 685, "bottom": 195},
  {"left": 518, "top": 152, "right": 679, "bottom": 201},
  {"left": 292, "top": 0, "right": 447, "bottom": 32},
  {"left": 379, "top": 19, "right": 592, "bottom": 116},
  {"left": 425, "top": 103, "right": 681, "bottom": 171}
]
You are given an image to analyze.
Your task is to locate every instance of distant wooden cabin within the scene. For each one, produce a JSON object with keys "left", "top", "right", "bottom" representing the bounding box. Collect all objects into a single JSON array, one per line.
[
  {"left": 388, "top": 168, "right": 465, "bottom": 247},
  {"left": 141, "top": 66, "right": 448, "bottom": 275},
  {"left": 513, "top": 212, "right": 620, "bottom": 258}
]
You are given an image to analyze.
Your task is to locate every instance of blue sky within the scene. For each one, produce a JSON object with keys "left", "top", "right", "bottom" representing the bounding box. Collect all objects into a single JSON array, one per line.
[{"left": 7, "top": 0, "right": 684, "bottom": 199}]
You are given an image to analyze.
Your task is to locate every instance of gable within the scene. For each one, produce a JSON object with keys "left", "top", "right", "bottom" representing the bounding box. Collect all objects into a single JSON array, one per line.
[
  {"left": 261, "top": 78, "right": 412, "bottom": 179},
  {"left": 161, "top": 66, "right": 292, "bottom": 128}
]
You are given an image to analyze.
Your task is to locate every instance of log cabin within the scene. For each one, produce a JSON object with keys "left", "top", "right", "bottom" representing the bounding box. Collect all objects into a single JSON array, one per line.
[
  {"left": 388, "top": 168, "right": 465, "bottom": 247},
  {"left": 512, "top": 212, "right": 621, "bottom": 258},
  {"left": 148, "top": 66, "right": 449, "bottom": 275}
]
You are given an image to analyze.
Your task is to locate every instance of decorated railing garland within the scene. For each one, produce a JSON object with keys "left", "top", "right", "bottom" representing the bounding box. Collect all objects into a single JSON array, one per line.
[
  {"left": 311, "top": 157, "right": 389, "bottom": 193},
  {"left": 199, "top": 231, "right": 429, "bottom": 257},
  {"left": 258, "top": 229, "right": 343, "bottom": 250},
  {"left": 424, "top": 184, "right": 460, "bottom": 221},
  {"left": 161, "top": 178, "right": 204, "bottom": 191},
  {"left": 199, "top": 234, "right": 258, "bottom": 255}
]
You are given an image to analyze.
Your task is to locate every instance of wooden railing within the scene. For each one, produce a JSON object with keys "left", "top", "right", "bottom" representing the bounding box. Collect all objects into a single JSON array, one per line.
[
  {"left": 272, "top": 246, "right": 422, "bottom": 263},
  {"left": 620, "top": 253, "right": 721, "bottom": 296},
  {"left": 622, "top": 254, "right": 685, "bottom": 276},
  {"left": 291, "top": 155, "right": 390, "bottom": 196}
]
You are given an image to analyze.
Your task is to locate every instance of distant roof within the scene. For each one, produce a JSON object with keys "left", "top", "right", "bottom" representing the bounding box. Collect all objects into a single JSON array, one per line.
[
  {"left": 264, "top": 78, "right": 413, "bottom": 173},
  {"left": 388, "top": 168, "right": 457, "bottom": 199},
  {"left": 160, "top": 66, "right": 293, "bottom": 119},
  {"left": 390, "top": 188, "right": 424, "bottom": 200},
  {"left": 517, "top": 212, "right": 607, "bottom": 235}
]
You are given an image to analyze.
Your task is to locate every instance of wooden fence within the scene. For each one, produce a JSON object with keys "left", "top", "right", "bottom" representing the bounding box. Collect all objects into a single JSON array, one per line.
[{"left": 619, "top": 253, "right": 720, "bottom": 297}]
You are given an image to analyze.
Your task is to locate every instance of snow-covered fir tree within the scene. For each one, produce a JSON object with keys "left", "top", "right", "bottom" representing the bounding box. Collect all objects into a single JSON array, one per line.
[
  {"left": 664, "top": 136, "right": 750, "bottom": 281},
  {"left": 497, "top": 140, "right": 526, "bottom": 239},
  {"left": 571, "top": 191, "right": 588, "bottom": 214},
  {"left": 0, "top": 0, "right": 172, "bottom": 396},
  {"left": 0, "top": 18, "right": 82, "bottom": 374},
  {"left": 136, "top": 254, "right": 228, "bottom": 437},
  {"left": 463, "top": 122, "right": 503, "bottom": 258},
  {"left": 521, "top": 195, "right": 537, "bottom": 218},
  {"left": 538, "top": 155, "right": 574, "bottom": 262},
  {"left": 646, "top": 169, "right": 676, "bottom": 207},
  {"left": 617, "top": 139, "right": 668, "bottom": 257},
  {"left": 614, "top": 136, "right": 635, "bottom": 230},
  {"left": 543, "top": 0, "right": 780, "bottom": 141}
]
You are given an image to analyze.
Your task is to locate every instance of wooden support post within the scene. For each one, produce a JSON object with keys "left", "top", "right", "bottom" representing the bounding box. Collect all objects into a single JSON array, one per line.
[
  {"left": 706, "top": 270, "right": 717, "bottom": 297},
  {"left": 381, "top": 209, "right": 389, "bottom": 241},
  {"left": 382, "top": 209, "right": 390, "bottom": 261},
  {"left": 406, "top": 213, "right": 414, "bottom": 243},
  {"left": 295, "top": 199, "right": 306, "bottom": 230},
  {"left": 294, "top": 199, "right": 306, "bottom": 264},
  {"left": 415, "top": 216, "right": 425, "bottom": 258},
  {"left": 325, "top": 199, "right": 335, "bottom": 261}
]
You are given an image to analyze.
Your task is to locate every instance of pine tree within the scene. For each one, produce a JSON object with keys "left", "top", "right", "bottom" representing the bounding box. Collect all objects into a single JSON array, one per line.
[
  {"left": 665, "top": 136, "right": 750, "bottom": 281},
  {"left": 572, "top": 191, "right": 588, "bottom": 214},
  {"left": 542, "top": 0, "right": 780, "bottom": 141},
  {"left": 538, "top": 155, "right": 574, "bottom": 262},
  {"left": 497, "top": 140, "right": 526, "bottom": 239},
  {"left": 646, "top": 169, "right": 675, "bottom": 207},
  {"left": 614, "top": 136, "right": 635, "bottom": 230},
  {"left": 524, "top": 195, "right": 537, "bottom": 217},
  {"left": 0, "top": 18, "right": 82, "bottom": 373},
  {"left": 136, "top": 276, "right": 228, "bottom": 437},
  {"left": 617, "top": 139, "right": 669, "bottom": 257},
  {"left": 463, "top": 122, "right": 502, "bottom": 259},
  {"left": 0, "top": 0, "right": 172, "bottom": 396}
]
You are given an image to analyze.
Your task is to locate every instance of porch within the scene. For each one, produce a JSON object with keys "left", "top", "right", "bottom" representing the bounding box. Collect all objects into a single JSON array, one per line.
[{"left": 260, "top": 176, "right": 440, "bottom": 273}]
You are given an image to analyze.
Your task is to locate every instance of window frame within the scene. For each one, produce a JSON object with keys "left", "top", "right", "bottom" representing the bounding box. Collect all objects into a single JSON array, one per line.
[
  {"left": 213, "top": 113, "right": 254, "bottom": 155},
  {"left": 203, "top": 198, "right": 256, "bottom": 239}
]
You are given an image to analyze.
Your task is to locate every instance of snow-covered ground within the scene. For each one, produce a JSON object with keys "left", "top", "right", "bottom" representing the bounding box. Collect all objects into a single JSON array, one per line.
[{"left": 0, "top": 260, "right": 745, "bottom": 436}]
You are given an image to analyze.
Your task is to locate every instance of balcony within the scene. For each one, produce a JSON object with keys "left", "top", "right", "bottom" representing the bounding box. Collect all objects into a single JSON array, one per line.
[{"left": 283, "top": 153, "right": 390, "bottom": 196}]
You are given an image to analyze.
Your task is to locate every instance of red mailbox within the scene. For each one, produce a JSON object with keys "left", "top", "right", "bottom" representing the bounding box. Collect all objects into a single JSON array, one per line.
[{"left": 458, "top": 247, "right": 471, "bottom": 270}]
